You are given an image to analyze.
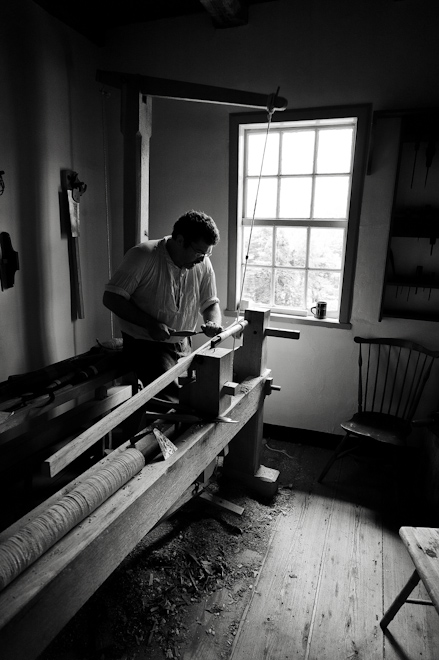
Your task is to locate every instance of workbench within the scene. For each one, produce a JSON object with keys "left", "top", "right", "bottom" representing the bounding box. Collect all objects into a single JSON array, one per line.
[{"left": 0, "top": 308, "right": 299, "bottom": 659}]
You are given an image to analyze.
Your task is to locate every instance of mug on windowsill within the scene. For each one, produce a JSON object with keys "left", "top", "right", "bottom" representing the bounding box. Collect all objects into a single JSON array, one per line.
[{"left": 311, "top": 301, "right": 327, "bottom": 319}]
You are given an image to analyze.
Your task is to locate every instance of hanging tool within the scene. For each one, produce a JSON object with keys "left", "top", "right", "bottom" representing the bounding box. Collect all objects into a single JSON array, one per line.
[
  {"left": 0, "top": 232, "right": 19, "bottom": 290},
  {"left": 425, "top": 139, "right": 436, "bottom": 186},
  {"left": 61, "top": 170, "right": 87, "bottom": 319},
  {"left": 388, "top": 249, "right": 398, "bottom": 297},
  {"left": 415, "top": 266, "right": 423, "bottom": 294},
  {"left": 411, "top": 138, "right": 420, "bottom": 188}
]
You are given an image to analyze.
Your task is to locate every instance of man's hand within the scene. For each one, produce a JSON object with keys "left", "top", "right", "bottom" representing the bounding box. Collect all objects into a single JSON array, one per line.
[
  {"left": 149, "top": 321, "right": 174, "bottom": 341},
  {"left": 201, "top": 321, "right": 223, "bottom": 338}
]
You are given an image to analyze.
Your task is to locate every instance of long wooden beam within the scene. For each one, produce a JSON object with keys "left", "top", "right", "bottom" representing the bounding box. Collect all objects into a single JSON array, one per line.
[
  {"left": 96, "top": 70, "right": 288, "bottom": 111},
  {"left": 42, "top": 338, "right": 214, "bottom": 476},
  {"left": 0, "top": 370, "right": 270, "bottom": 660}
]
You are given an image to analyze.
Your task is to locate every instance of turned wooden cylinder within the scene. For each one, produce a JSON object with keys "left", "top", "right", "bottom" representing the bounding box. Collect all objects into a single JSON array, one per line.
[{"left": 0, "top": 447, "right": 145, "bottom": 591}]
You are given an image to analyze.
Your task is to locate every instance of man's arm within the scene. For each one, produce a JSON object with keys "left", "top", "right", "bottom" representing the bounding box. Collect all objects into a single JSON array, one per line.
[
  {"left": 102, "top": 291, "right": 172, "bottom": 341},
  {"left": 201, "top": 302, "right": 223, "bottom": 337}
]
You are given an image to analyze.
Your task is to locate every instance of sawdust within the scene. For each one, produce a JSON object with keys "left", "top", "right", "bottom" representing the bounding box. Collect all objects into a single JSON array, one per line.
[{"left": 37, "top": 439, "right": 295, "bottom": 660}]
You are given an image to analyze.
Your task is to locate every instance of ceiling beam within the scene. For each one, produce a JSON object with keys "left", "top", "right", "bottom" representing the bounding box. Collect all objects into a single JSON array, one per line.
[{"left": 199, "top": 0, "right": 248, "bottom": 27}]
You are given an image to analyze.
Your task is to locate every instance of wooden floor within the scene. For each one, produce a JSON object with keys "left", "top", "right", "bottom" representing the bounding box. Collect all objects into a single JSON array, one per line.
[
  {"left": 35, "top": 438, "right": 439, "bottom": 660},
  {"left": 227, "top": 439, "right": 439, "bottom": 660}
]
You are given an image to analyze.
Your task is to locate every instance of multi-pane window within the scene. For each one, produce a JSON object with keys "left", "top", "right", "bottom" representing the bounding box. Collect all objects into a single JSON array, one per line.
[{"left": 228, "top": 105, "right": 372, "bottom": 324}]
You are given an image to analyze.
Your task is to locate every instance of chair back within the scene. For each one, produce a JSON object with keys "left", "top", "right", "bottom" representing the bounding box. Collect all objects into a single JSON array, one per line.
[{"left": 354, "top": 337, "right": 439, "bottom": 422}]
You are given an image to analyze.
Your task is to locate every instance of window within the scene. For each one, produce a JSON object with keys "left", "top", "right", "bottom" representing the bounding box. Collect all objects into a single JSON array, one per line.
[{"left": 228, "top": 105, "right": 372, "bottom": 324}]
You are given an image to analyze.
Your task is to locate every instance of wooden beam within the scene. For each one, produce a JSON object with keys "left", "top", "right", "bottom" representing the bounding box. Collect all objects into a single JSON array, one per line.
[
  {"left": 199, "top": 0, "right": 248, "bottom": 27},
  {"left": 33, "top": 339, "right": 213, "bottom": 478},
  {"left": 120, "top": 88, "right": 152, "bottom": 251},
  {"left": 0, "top": 371, "right": 270, "bottom": 660},
  {"left": 96, "top": 70, "right": 288, "bottom": 111},
  {"left": 41, "top": 385, "right": 133, "bottom": 477}
]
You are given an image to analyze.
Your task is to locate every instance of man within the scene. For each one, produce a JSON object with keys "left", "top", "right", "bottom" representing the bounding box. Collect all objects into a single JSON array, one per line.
[{"left": 103, "top": 210, "right": 223, "bottom": 401}]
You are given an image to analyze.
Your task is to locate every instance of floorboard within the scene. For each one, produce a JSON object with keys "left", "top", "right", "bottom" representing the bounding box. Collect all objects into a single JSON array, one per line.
[{"left": 229, "top": 440, "right": 439, "bottom": 660}]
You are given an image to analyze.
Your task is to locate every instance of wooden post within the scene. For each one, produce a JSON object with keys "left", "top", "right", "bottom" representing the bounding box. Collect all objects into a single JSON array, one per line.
[
  {"left": 121, "top": 84, "right": 152, "bottom": 252},
  {"left": 224, "top": 308, "right": 280, "bottom": 499},
  {"left": 179, "top": 347, "right": 234, "bottom": 417}
]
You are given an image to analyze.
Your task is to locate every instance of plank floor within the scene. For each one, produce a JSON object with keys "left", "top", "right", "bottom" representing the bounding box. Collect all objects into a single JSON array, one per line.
[
  {"left": 34, "top": 438, "right": 439, "bottom": 660},
  {"left": 227, "top": 439, "right": 439, "bottom": 660}
]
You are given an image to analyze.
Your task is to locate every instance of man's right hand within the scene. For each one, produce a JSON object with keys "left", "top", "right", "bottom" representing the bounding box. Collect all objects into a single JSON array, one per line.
[{"left": 148, "top": 322, "right": 174, "bottom": 342}]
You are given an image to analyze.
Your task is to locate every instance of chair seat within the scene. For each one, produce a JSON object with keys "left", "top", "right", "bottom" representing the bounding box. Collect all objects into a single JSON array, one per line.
[{"left": 340, "top": 412, "right": 410, "bottom": 446}]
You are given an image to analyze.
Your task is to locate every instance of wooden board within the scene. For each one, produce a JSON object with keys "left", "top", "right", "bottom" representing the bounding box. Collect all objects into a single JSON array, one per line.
[
  {"left": 229, "top": 449, "right": 336, "bottom": 659},
  {"left": 42, "top": 385, "right": 133, "bottom": 476}
]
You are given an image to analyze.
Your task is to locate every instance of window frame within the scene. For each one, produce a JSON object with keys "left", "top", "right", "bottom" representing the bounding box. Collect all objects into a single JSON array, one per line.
[{"left": 227, "top": 104, "right": 372, "bottom": 325}]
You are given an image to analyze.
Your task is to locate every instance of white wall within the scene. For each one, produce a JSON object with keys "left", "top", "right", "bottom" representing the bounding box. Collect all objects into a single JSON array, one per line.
[
  {"left": 101, "top": 0, "right": 439, "bottom": 435},
  {"left": 0, "top": 1, "right": 111, "bottom": 380}
]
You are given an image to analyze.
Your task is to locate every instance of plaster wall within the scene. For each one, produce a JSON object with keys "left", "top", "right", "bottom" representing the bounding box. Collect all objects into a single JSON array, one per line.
[
  {"left": 102, "top": 0, "right": 439, "bottom": 435},
  {"left": 0, "top": 1, "right": 111, "bottom": 381}
]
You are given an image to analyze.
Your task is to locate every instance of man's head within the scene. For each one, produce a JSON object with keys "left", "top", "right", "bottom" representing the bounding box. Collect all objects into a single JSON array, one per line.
[{"left": 170, "top": 210, "right": 220, "bottom": 269}]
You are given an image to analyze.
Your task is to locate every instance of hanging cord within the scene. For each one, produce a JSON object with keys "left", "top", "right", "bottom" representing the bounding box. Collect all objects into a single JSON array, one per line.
[
  {"left": 100, "top": 88, "right": 114, "bottom": 338},
  {"left": 232, "top": 88, "right": 280, "bottom": 354},
  {"left": 235, "top": 87, "right": 280, "bottom": 324}
]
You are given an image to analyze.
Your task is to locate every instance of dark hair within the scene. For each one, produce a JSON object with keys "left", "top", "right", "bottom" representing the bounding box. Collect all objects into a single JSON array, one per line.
[{"left": 172, "top": 210, "right": 220, "bottom": 246}]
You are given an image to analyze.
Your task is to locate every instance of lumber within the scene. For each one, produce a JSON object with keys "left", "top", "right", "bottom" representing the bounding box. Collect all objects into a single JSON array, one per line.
[
  {"left": 42, "top": 338, "right": 212, "bottom": 476},
  {"left": 42, "top": 384, "right": 133, "bottom": 477}
]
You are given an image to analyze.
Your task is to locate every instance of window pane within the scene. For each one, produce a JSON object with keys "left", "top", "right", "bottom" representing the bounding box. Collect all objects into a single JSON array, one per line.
[
  {"left": 306, "top": 270, "right": 341, "bottom": 312},
  {"left": 243, "top": 266, "right": 272, "bottom": 305},
  {"left": 275, "top": 269, "right": 305, "bottom": 308},
  {"left": 247, "top": 132, "right": 280, "bottom": 176},
  {"left": 313, "top": 176, "right": 349, "bottom": 218},
  {"left": 275, "top": 227, "right": 307, "bottom": 268},
  {"left": 281, "top": 130, "right": 315, "bottom": 174},
  {"left": 317, "top": 128, "right": 353, "bottom": 173},
  {"left": 279, "top": 177, "right": 312, "bottom": 218},
  {"left": 243, "top": 226, "right": 273, "bottom": 265},
  {"left": 309, "top": 228, "right": 344, "bottom": 269},
  {"left": 245, "top": 177, "right": 278, "bottom": 218}
]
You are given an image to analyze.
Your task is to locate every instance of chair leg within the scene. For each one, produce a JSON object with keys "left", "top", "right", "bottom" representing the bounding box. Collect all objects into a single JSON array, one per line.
[
  {"left": 380, "top": 569, "right": 420, "bottom": 631},
  {"left": 317, "top": 433, "right": 352, "bottom": 483}
]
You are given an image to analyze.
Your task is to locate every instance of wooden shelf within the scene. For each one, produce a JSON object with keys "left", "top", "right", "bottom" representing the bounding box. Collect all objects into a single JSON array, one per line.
[{"left": 386, "top": 280, "right": 439, "bottom": 290}]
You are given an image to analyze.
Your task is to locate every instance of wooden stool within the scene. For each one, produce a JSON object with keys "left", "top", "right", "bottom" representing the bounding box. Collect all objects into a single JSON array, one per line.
[{"left": 380, "top": 526, "right": 439, "bottom": 630}]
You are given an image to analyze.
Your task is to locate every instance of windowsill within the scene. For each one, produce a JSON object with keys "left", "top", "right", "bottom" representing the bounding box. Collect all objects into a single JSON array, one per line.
[{"left": 224, "top": 308, "right": 352, "bottom": 330}]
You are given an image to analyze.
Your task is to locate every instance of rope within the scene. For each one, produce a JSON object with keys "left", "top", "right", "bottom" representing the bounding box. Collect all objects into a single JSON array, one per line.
[{"left": 232, "top": 88, "right": 280, "bottom": 351}]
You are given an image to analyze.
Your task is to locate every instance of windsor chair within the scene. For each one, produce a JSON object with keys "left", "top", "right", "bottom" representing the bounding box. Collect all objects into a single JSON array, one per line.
[{"left": 318, "top": 337, "right": 439, "bottom": 484}]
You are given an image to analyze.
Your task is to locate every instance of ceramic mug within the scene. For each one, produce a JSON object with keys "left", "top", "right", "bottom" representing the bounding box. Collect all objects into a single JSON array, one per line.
[{"left": 311, "top": 301, "right": 327, "bottom": 319}]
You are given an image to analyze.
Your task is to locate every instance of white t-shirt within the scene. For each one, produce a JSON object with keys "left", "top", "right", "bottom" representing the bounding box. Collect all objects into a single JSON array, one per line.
[{"left": 105, "top": 237, "right": 219, "bottom": 342}]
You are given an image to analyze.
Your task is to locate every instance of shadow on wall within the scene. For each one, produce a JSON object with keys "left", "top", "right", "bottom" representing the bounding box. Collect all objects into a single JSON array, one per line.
[{"left": 5, "top": 16, "right": 51, "bottom": 371}]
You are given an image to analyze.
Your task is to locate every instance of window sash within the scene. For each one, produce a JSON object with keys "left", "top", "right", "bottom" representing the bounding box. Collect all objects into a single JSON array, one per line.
[{"left": 228, "top": 104, "right": 372, "bottom": 324}]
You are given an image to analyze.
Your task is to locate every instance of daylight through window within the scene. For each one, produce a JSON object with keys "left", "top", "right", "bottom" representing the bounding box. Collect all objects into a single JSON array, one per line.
[{"left": 228, "top": 105, "right": 372, "bottom": 324}]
